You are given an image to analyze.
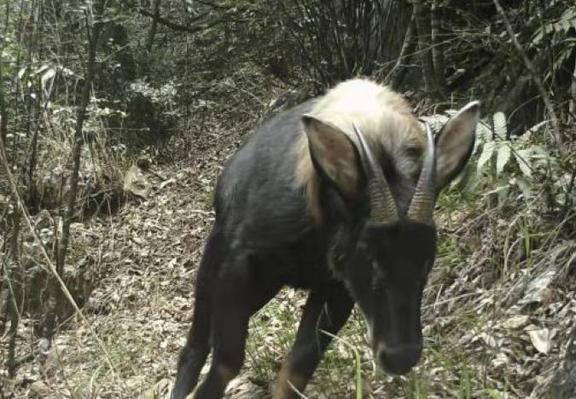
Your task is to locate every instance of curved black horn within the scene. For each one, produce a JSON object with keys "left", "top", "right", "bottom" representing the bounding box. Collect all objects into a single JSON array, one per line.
[
  {"left": 407, "top": 122, "right": 436, "bottom": 224},
  {"left": 352, "top": 123, "right": 399, "bottom": 224}
]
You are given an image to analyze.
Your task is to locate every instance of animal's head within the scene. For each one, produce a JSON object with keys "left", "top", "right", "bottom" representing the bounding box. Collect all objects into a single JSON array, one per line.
[{"left": 302, "top": 102, "right": 480, "bottom": 375}]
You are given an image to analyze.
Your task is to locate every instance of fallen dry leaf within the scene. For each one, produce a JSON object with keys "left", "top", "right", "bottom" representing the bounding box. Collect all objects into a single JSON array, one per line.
[{"left": 527, "top": 328, "right": 557, "bottom": 354}]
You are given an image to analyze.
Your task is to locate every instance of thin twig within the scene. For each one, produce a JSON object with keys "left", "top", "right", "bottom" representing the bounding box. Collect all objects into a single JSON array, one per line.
[{"left": 135, "top": 6, "right": 236, "bottom": 34}]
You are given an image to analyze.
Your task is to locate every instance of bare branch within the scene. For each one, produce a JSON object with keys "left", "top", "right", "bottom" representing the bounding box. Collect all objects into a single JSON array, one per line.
[
  {"left": 135, "top": 6, "right": 232, "bottom": 34},
  {"left": 146, "top": 0, "right": 162, "bottom": 52}
]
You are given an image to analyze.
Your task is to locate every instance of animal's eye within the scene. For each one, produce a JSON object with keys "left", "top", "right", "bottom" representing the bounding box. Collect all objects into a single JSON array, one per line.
[{"left": 405, "top": 145, "right": 422, "bottom": 158}]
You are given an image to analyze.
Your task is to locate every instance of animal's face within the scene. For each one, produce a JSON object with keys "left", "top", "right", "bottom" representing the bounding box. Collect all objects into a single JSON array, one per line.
[
  {"left": 303, "top": 101, "right": 480, "bottom": 375},
  {"left": 330, "top": 221, "right": 436, "bottom": 374}
]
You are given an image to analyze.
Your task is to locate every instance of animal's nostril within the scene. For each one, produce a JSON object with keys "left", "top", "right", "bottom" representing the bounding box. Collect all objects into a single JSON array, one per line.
[{"left": 377, "top": 344, "right": 422, "bottom": 375}]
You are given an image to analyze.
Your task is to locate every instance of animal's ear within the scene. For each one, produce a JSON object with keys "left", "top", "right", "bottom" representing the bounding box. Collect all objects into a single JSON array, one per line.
[
  {"left": 435, "top": 101, "right": 480, "bottom": 190},
  {"left": 302, "top": 115, "right": 363, "bottom": 199}
]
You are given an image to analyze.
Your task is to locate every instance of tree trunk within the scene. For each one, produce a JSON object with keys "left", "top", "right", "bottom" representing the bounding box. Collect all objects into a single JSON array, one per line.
[
  {"left": 146, "top": 0, "right": 161, "bottom": 53},
  {"left": 570, "top": 59, "right": 576, "bottom": 116},
  {"left": 414, "top": 0, "right": 440, "bottom": 96},
  {"left": 431, "top": 0, "right": 446, "bottom": 89},
  {"left": 388, "top": 9, "right": 416, "bottom": 89}
]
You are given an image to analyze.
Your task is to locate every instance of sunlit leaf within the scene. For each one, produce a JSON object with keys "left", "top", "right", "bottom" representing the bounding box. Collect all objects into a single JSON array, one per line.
[
  {"left": 493, "top": 112, "right": 507, "bottom": 139},
  {"left": 475, "top": 120, "right": 493, "bottom": 145},
  {"left": 17, "top": 67, "right": 27, "bottom": 80},
  {"left": 477, "top": 141, "right": 495, "bottom": 175},
  {"left": 527, "top": 328, "right": 556, "bottom": 354},
  {"left": 513, "top": 150, "right": 532, "bottom": 178},
  {"left": 41, "top": 68, "right": 56, "bottom": 89},
  {"left": 496, "top": 143, "right": 511, "bottom": 176}
]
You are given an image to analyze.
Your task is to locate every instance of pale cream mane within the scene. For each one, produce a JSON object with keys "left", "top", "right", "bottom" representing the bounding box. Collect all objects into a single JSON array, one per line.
[{"left": 295, "top": 78, "right": 425, "bottom": 223}]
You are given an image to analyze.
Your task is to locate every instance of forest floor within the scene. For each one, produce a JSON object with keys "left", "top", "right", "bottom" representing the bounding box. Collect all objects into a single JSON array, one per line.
[
  {"left": 2, "top": 110, "right": 576, "bottom": 399},
  {"left": 1, "top": 128, "right": 272, "bottom": 398}
]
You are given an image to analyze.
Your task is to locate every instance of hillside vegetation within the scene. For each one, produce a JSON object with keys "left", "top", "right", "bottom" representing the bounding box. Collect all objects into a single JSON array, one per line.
[{"left": 1, "top": 1, "right": 575, "bottom": 398}]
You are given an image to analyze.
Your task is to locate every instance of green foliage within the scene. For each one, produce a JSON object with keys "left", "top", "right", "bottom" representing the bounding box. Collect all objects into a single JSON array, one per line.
[
  {"left": 531, "top": 5, "right": 576, "bottom": 45},
  {"left": 473, "top": 112, "right": 564, "bottom": 209},
  {"left": 2, "top": 0, "right": 576, "bottom": 397}
]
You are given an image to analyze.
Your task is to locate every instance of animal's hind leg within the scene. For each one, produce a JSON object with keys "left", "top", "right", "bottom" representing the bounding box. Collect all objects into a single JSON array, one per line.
[
  {"left": 172, "top": 229, "right": 224, "bottom": 399},
  {"left": 193, "top": 252, "right": 282, "bottom": 399},
  {"left": 273, "top": 283, "right": 353, "bottom": 399}
]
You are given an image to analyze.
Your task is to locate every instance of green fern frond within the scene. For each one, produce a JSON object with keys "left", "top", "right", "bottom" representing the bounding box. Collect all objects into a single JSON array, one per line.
[{"left": 493, "top": 112, "right": 507, "bottom": 139}]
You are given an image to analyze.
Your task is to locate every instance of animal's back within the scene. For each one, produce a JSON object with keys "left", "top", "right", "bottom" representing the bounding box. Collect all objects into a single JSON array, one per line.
[
  {"left": 213, "top": 78, "right": 424, "bottom": 247},
  {"left": 214, "top": 100, "right": 317, "bottom": 248}
]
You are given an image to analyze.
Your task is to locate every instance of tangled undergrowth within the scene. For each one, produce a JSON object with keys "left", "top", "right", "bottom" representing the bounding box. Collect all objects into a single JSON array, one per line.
[{"left": 2, "top": 1, "right": 576, "bottom": 398}]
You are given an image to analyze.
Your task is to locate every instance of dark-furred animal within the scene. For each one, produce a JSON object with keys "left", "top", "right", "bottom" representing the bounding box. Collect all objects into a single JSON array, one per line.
[{"left": 171, "top": 79, "right": 480, "bottom": 399}]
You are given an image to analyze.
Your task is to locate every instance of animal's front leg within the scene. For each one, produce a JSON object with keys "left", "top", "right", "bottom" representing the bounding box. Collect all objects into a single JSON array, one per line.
[
  {"left": 274, "top": 283, "right": 353, "bottom": 399},
  {"left": 193, "top": 253, "right": 281, "bottom": 399}
]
